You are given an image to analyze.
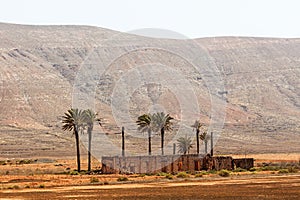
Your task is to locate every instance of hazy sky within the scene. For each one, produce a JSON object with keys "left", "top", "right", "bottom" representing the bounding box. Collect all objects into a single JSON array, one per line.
[{"left": 1, "top": 0, "right": 299, "bottom": 38}]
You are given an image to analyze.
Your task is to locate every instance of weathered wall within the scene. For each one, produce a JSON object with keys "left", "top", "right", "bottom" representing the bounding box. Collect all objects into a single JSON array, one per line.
[
  {"left": 102, "top": 154, "right": 252, "bottom": 174},
  {"left": 233, "top": 158, "right": 254, "bottom": 170}
]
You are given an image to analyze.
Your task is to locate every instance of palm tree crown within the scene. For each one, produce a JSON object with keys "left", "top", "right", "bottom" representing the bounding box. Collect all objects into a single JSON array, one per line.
[
  {"left": 62, "top": 108, "right": 85, "bottom": 134},
  {"left": 151, "top": 112, "right": 174, "bottom": 155},
  {"left": 177, "top": 135, "right": 193, "bottom": 155}
]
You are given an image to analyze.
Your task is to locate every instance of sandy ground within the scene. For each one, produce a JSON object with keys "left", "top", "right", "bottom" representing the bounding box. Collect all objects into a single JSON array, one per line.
[
  {"left": 0, "top": 153, "right": 299, "bottom": 199},
  {"left": 1, "top": 175, "right": 300, "bottom": 199}
]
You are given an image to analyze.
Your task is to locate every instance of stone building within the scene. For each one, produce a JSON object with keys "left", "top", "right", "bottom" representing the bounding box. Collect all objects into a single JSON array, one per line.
[{"left": 101, "top": 154, "right": 254, "bottom": 174}]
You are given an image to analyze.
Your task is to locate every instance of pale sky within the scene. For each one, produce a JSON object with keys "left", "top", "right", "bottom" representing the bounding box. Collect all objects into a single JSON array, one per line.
[{"left": 0, "top": 0, "right": 299, "bottom": 38}]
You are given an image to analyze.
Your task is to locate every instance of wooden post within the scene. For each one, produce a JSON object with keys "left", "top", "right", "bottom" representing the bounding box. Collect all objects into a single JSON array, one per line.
[
  {"left": 210, "top": 132, "right": 214, "bottom": 156},
  {"left": 122, "top": 127, "right": 125, "bottom": 157},
  {"left": 173, "top": 143, "right": 176, "bottom": 155}
]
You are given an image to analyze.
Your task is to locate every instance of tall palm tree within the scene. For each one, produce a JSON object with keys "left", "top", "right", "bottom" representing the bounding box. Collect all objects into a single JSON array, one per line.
[
  {"left": 191, "top": 120, "right": 202, "bottom": 154},
  {"left": 152, "top": 112, "right": 174, "bottom": 155},
  {"left": 83, "top": 109, "right": 101, "bottom": 172},
  {"left": 62, "top": 108, "right": 85, "bottom": 172},
  {"left": 200, "top": 130, "right": 210, "bottom": 154},
  {"left": 177, "top": 135, "right": 193, "bottom": 155},
  {"left": 136, "top": 114, "right": 153, "bottom": 155}
]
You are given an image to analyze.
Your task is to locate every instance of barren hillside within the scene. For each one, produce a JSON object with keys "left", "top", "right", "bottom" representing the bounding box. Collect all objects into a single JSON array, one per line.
[{"left": 0, "top": 23, "right": 299, "bottom": 158}]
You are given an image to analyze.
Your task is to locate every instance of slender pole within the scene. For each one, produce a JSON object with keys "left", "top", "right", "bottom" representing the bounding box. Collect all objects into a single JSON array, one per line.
[
  {"left": 122, "top": 127, "right": 125, "bottom": 157},
  {"left": 173, "top": 143, "right": 176, "bottom": 155},
  {"left": 210, "top": 132, "right": 214, "bottom": 157},
  {"left": 196, "top": 129, "right": 200, "bottom": 154}
]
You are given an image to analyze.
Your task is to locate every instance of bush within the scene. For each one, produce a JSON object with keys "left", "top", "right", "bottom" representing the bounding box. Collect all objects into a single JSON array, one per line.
[
  {"left": 233, "top": 167, "right": 247, "bottom": 172},
  {"left": 177, "top": 172, "right": 189, "bottom": 178},
  {"left": 69, "top": 170, "right": 80, "bottom": 175},
  {"left": 260, "top": 166, "right": 280, "bottom": 171},
  {"left": 9, "top": 185, "right": 20, "bottom": 189},
  {"left": 249, "top": 167, "right": 256, "bottom": 172},
  {"left": 208, "top": 170, "right": 217, "bottom": 174},
  {"left": 24, "top": 185, "right": 30, "bottom": 189},
  {"left": 195, "top": 173, "right": 203, "bottom": 178},
  {"left": 138, "top": 173, "right": 146, "bottom": 177},
  {"left": 278, "top": 169, "right": 289, "bottom": 174},
  {"left": 288, "top": 167, "right": 298, "bottom": 173},
  {"left": 218, "top": 170, "right": 230, "bottom": 177},
  {"left": 156, "top": 172, "right": 168, "bottom": 176},
  {"left": 165, "top": 174, "right": 173, "bottom": 180},
  {"left": 38, "top": 184, "right": 45, "bottom": 188},
  {"left": 90, "top": 177, "right": 99, "bottom": 183},
  {"left": 117, "top": 177, "right": 129, "bottom": 182}
]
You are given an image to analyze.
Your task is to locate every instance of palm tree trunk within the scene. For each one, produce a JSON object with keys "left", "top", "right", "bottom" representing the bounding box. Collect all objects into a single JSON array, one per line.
[
  {"left": 204, "top": 140, "right": 208, "bottom": 154},
  {"left": 148, "top": 130, "right": 151, "bottom": 155},
  {"left": 161, "top": 127, "right": 165, "bottom": 155},
  {"left": 87, "top": 127, "right": 92, "bottom": 172},
  {"left": 122, "top": 127, "right": 125, "bottom": 157},
  {"left": 74, "top": 128, "right": 81, "bottom": 172},
  {"left": 196, "top": 129, "right": 200, "bottom": 154}
]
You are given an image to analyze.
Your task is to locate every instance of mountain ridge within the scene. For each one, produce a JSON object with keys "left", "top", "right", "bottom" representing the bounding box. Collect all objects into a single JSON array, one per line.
[{"left": 0, "top": 23, "right": 299, "bottom": 158}]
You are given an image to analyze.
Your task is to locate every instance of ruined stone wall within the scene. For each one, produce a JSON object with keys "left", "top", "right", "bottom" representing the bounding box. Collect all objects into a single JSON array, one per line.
[
  {"left": 233, "top": 158, "right": 254, "bottom": 170},
  {"left": 102, "top": 154, "right": 241, "bottom": 174}
]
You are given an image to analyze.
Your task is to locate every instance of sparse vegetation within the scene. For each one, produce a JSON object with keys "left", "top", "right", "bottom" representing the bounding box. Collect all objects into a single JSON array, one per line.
[
  {"left": 165, "top": 174, "right": 174, "bottom": 179},
  {"left": 69, "top": 170, "right": 80, "bottom": 175},
  {"left": 117, "top": 177, "right": 129, "bottom": 182},
  {"left": 218, "top": 170, "right": 231, "bottom": 177},
  {"left": 278, "top": 169, "right": 289, "bottom": 174},
  {"left": 90, "top": 177, "right": 100, "bottom": 183},
  {"left": 176, "top": 172, "right": 189, "bottom": 178},
  {"left": 233, "top": 167, "right": 247, "bottom": 172},
  {"left": 249, "top": 167, "right": 256, "bottom": 172}
]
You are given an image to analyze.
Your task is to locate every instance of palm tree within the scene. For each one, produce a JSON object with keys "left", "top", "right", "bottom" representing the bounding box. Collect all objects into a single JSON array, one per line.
[
  {"left": 62, "top": 108, "right": 85, "bottom": 172},
  {"left": 152, "top": 112, "right": 174, "bottom": 155},
  {"left": 200, "top": 130, "right": 210, "bottom": 154},
  {"left": 83, "top": 109, "right": 101, "bottom": 172},
  {"left": 191, "top": 120, "right": 202, "bottom": 154},
  {"left": 136, "top": 114, "right": 153, "bottom": 155},
  {"left": 177, "top": 135, "right": 193, "bottom": 155}
]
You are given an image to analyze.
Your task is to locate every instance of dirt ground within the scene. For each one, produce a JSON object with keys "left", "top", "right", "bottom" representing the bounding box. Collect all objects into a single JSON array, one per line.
[
  {"left": 0, "top": 153, "right": 299, "bottom": 199},
  {"left": 1, "top": 175, "right": 300, "bottom": 200}
]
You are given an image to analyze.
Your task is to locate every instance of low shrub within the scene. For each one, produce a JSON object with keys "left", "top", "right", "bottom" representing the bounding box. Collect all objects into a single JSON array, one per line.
[
  {"left": 38, "top": 184, "right": 45, "bottom": 188},
  {"left": 288, "top": 167, "right": 298, "bottom": 173},
  {"left": 218, "top": 170, "right": 230, "bottom": 177},
  {"left": 90, "top": 177, "right": 99, "bottom": 183},
  {"left": 195, "top": 173, "right": 203, "bottom": 178},
  {"left": 138, "top": 173, "right": 146, "bottom": 177},
  {"left": 177, "top": 172, "right": 189, "bottom": 178},
  {"left": 208, "top": 170, "right": 217, "bottom": 174},
  {"left": 260, "top": 166, "right": 280, "bottom": 171},
  {"left": 8, "top": 185, "right": 20, "bottom": 189},
  {"left": 165, "top": 174, "right": 173, "bottom": 180},
  {"left": 233, "top": 167, "right": 247, "bottom": 172},
  {"left": 249, "top": 167, "right": 256, "bottom": 172},
  {"left": 156, "top": 172, "right": 168, "bottom": 176},
  {"left": 69, "top": 170, "right": 80, "bottom": 175},
  {"left": 117, "top": 177, "right": 129, "bottom": 182},
  {"left": 278, "top": 169, "right": 289, "bottom": 174}
]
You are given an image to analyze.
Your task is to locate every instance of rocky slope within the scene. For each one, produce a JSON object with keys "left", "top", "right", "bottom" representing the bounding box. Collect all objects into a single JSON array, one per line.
[{"left": 0, "top": 23, "right": 299, "bottom": 158}]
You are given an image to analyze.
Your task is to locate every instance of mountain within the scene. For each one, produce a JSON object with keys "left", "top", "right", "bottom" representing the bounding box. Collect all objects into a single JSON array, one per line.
[{"left": 0, "top": 23, "right": 299, "bottom": 158}]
